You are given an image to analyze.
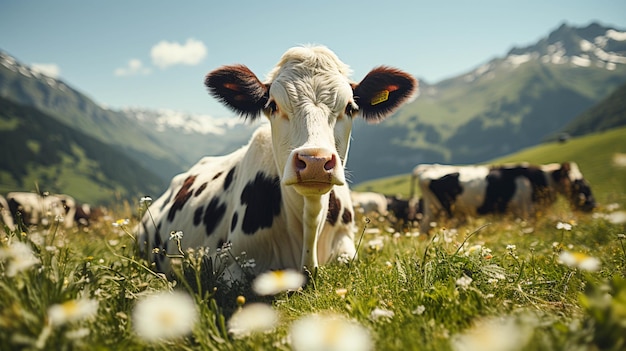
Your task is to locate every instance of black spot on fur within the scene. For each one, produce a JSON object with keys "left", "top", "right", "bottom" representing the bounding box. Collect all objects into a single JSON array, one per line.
[
  {"left": 478, "top": 166, "right": 550, "bottom": 215},
  {"left": 341, "top": 208, "right": 353, "bottom": 224},
  {"left": 203, "top": 197, "right": 227, "bottom": 236},
  {"left": 193, "top": 206, "right": 204, "bottom": 226},
  {"left": 326, "top": 190, "right": 341, "bottom": 225},
  {"left": 224, "top": 167, "right": 236, "bottom": 191},
  {"left": 168, "top": 175, "right": 197, "bottom": 222},
  {"left": 194, "top": 182, "right": 208, "bottom": 197},
  {"left": 240, "top": 172, "right": 281, "bottom": 234},
  {"left": 231, "top": 212, "right": 239, "bottom": 232},
  {"left": 429, "top": 173, "right": 463, "bottom": 217},
  {"left": 159, "top": 190, "right": 172, "bottom": 212},
  {"left": 212, "top": 171, "right": 223, "bottom": 181}
]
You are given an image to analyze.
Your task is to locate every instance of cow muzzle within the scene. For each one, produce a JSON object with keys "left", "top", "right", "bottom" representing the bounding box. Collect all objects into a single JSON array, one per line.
[{"left": 283, "top": 148, "right": 345, "bottom": 194}]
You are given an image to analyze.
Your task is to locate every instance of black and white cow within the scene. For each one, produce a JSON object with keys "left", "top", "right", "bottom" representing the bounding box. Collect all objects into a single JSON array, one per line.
[
  {"left": 351, "top": 191, "right": 389, "bottom": 215},
  {"left": 138, "top": 46, "right": 417, "bottom": 280},
  {"left": 413, "top": 162, "right": 595, "bottom": 233},
  {"left": 7, "top": 192, "right": 78, "bottom": 229}
]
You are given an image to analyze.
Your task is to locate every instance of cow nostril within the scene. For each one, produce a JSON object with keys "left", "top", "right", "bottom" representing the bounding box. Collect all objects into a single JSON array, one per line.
[
  {"left": 324, "top": 155, "right": 336, "bottom": 171},
  {"left": 295, "top": 157, "right": 307, "bottom": 171}
]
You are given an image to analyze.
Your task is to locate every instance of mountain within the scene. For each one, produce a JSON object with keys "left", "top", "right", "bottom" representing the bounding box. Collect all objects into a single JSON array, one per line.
[
  {"left": 556, "top": 81, "right": 626, "bottom": 137},
  {"left": 0, "top": 50, "right": 257, "bottom": 203},
  {"left": 0, "top": 96, "right": 164, "bottom": 204},
  {"left": 0, "top": 51, "right": 186, "bottom": 181},
  {"left": 347, "top": 22, "right": 626, "bottom": 184},
  {"left": 121, "top": 107, "right": 258, "bottom": 169}
]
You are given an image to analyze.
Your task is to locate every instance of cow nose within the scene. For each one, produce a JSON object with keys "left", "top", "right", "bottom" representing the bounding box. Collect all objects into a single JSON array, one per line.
[{"left": 295, "top": 153, "right": 337, "bottom": 174}]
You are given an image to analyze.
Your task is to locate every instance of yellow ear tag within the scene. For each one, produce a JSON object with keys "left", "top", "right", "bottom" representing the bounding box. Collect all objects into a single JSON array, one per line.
[{"left": 370, "top": 90, "right": 389, "bottom": 105}]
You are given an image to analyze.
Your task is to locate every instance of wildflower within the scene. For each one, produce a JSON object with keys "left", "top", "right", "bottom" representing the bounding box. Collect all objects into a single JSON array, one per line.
[
  {"left": 556, "top": 222, "right": 572, "bottom": 231},
  {"left": 169, "top": 230, "right": 183, "bottom": 241},
  {"left": 227, "top": 303, "right": 278, "bottom": 338},
  {"left": 132, "top": 291, "right": 198, "bottom": 342},
  {"left": 48, "top": 299, "right": 98, "bottom": 326},
  {"left": 506, "top": 244, "right": 516, "bottom": 251},
  {"left": 451, "top": 316, "right": 531, "bottom": 351},
  {"left": 370, "top": 307, "right": 394, "bottom": 322},
  {"left": 252, "top": 269, "right": 306, "bottom": 296},
  {"left": 558, "top": 251, "right": 601, "bottom": 272},
  {"left": 366, "top": 237, "right": 384, "bottom": 252},
  {"left": 607, "top": 211, "right": 626, "bottom": 224},
  {"left": 335, "top": 288, "right": 348, "bottom": 299},
  {"left": 456, "top": 275, "right": 473, "bottom": 289},
  {"left": 412, "top": 305, "right": 426, "bottom": 315},
  {"left": 140, "top": 196, "right": 153, "bottom": 205},
  {"left": 112, "top": 218, "right": 130, "bottom": 227},
  {"left": 290, "top": 313, "right": 373, "bottom": 351},
  {"left": 0, "top": 241, "right": 40, "bottom": 277}
]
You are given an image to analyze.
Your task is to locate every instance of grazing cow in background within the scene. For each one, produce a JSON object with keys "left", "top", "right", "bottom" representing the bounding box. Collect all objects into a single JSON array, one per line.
[
  {"left": 138, "top": 45, "right": 417, "bottom": 280},
  {"left": 351, "top": 191, "right": 388, "bottom": 215},
  {"left": 413, "top": 162, "right": 595, "bottom": 233},
  {"left": 386, "top": 195, "right": 422, "bottom": 228},
  {"left": 0, "top": 195, "right": 15, "bottom": 231},
  {"left": 7, "top": 192, "right": 78, "bottom": 229}
]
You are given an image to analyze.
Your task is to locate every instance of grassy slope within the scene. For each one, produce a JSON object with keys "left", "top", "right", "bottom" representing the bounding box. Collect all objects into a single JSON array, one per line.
[{"left": 354, "top": 126, "right": 626, "bottom": 206}]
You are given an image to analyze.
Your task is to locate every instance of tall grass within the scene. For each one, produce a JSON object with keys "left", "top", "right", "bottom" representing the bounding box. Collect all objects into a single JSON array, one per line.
[{"left": 1, "top": 196, "right": 625, "bottom": 350}]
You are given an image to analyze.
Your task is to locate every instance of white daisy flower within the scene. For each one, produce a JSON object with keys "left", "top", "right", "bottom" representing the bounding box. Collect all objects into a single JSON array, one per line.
[
  {"left": 48, "top": 299, "right": 99, "bottom": 326},
  {"left": 451, "top": 316, "right": 531, "bottom": 351},
  {"left": 556, "top": 222, "right": 572, "bottom": 231},
  {"left": 370, "top": 307, "right": 394, "bottom": 322},
  {"left": 456, "top": 275, "right": 473, "bottom": 289},
  {"left": 227, "top": 303, "right": 278, "bottom": 338},
  {"left": 290, "top": 313, "right": 373, "bottom": 351},
  {"left": 132, "top": 291, "right": 198, "bottom": 342},
  {"left": 0, "top": 241, "right": 40, "bottom": 277},
  {"left": 558, "top": 251, "right": 601, "bottom": 272},
  {"left": 252, "top": 269, "right": 306, "bottom": 296}
]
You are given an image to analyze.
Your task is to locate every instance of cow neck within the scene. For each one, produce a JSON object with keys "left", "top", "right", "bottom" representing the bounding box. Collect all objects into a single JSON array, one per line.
[{"left": 281, "top": 185, "right": 329, "bottom": 274}]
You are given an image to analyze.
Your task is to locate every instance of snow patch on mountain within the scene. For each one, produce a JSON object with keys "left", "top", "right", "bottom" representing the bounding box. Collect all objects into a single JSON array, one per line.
[
  {"left": 0, "top": 51, "right": 69, "bottom": 92},
  {"left": 123, "top": 107, "right": 247, "bottom": 135}
]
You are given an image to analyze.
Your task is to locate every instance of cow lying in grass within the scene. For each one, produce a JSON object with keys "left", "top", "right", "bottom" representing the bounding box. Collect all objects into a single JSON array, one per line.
[{"left": 138, "top": 45, "right": 417, "bottom": 280}]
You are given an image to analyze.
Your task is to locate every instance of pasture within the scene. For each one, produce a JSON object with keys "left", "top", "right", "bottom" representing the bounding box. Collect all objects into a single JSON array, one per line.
[{"left": 1, "top": 128, "right": 626, "bottom": 350}]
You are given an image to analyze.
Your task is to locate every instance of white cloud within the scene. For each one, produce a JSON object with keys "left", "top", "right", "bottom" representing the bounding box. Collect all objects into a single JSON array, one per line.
[
  {"left": 30, "top": 63, "right": 60, "bottom": 78},
  {"left": 150, "top": 38, "right": 207, "bottom": 69},
  {"left": 114, "top": 59, "right": 151, "bottom": 76}
]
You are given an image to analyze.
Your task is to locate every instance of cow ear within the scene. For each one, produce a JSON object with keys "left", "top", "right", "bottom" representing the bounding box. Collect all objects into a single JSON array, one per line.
[
  {"left": 204, "top": 64, "right": 269, "bottom": 120},
  {"left": 353, "top": 66, "right": 417, "bottom": 123}
]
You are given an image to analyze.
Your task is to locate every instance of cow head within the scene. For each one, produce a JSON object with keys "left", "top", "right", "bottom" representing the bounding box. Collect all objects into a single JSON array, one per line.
[
  {"left": 205, "top": 46, "right": 416, "bottom": 196},
  {"left": 552, "top": 162, "right": 596, "bottom": 212}
]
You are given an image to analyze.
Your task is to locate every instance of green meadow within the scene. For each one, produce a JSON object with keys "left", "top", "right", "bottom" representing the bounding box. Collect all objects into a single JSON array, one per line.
[{"left": 1, "top": 127, "right": 625, "bottom": 350}]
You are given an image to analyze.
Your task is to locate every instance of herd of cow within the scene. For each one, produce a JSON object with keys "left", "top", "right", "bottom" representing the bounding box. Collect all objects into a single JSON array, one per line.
[
  {"left": 0, "top": 191, "right": 100, "bottom": 231},
  {"left": 0, "top": 46, "right": 598, "bottom": 283},
  {"left": 352, "top": 161, "right": 595, "bottom": 233}
]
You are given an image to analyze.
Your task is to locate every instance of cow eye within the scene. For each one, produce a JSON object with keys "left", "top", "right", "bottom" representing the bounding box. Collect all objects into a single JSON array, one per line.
[
  {"left": 345, "top": 102, "right": 358, "bottom": 117},
  {"left": 266, "top": 100, "right": 278, "bottom": 115}
]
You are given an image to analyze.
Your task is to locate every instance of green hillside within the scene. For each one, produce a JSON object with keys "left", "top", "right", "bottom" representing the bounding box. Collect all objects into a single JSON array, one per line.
[
  {"left": 0, "top": 97, "right": 165, "bottom": 204},
  {"left": 0, "top": 51, "right": 185, "bottom": 181},
  {"left": 354, "top": 126, "right": 626, "bottom": 206},
  {"left": 557, "top": 81, "right": 626, "bottom": 137}
]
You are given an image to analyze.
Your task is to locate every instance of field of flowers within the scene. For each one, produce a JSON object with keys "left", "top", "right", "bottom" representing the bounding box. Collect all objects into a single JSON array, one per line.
[{"left": 1, "top": 198, "right": 625, "bottom": 351}]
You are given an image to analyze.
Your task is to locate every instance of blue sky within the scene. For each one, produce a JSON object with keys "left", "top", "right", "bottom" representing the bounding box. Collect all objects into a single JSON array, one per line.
[{"left": 1, "top": 0, "right": 625, "bottom": 117}]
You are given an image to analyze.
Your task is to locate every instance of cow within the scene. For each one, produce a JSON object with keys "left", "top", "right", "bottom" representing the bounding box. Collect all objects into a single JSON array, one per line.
[
  {"left": 6, "top": 192, "right": 77, "bottom": 229},
  {"left": 412, "top": 162, "right": 596, "bottom": 233},
  {"left": 351, "top": 191, "right": 389, "bottom": 215},
  {"left": 0, "top": 195, "right": 15, "bottom": 231},
  {"left": 137, "top": 45, "right": 417, "bottom": 281}
]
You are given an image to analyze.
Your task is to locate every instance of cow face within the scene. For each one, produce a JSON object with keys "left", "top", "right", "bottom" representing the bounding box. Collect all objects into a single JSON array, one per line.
[
  {"left": 553, "top": 162, "right": 596, "bottom": 212},
  {"left": 205, "top": 46, "right": 416, "bottom": 197}
]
